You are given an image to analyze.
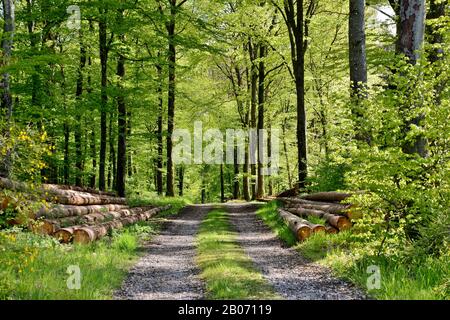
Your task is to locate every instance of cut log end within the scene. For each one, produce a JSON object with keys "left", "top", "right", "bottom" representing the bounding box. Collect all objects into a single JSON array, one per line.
[
  {"left": 311, "top": 224, "right": 326, "bottom": 233},
  {"left": 54, "top": 228, "right": 74, "bottom": 243},
  {"left": 337, "top": 217, "right": 352, "bottom": 230},
  {"left": 297, "top": 226, "right": 312, "bottom": 241},
  {"left": 30, "top": 220, "right": 56, "bottom": 235},
  {"left": 73, "top": 228, "right": 96, "bottom": 244}
]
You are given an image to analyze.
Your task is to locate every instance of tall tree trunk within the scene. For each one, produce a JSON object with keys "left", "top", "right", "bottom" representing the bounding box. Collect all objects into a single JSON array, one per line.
[
  {"left": 156, "top": 54, "right": 164, "bottom": 195},
  {"left": 108, "top": 113, "right": 116, "bottom": 190},
  {"left": 75, "top": 29, "right": 86, "bottom": 187},
  {"left": 98, "top": 6, "right": 109, "bottom": 190},
  {"left": 397, "top": 0, "right": 427, "bottom": 157},
  {"left": 63, "top": 122, "right": 70, "bottom": 184},
  {"left": 295, "top": 0, "right": 308, "bottom": 189},
  {"left": 0, "top": 0, "right": 15, "bottom": 178},
  {"left": 178, "top": 166, "right": 184, "bottom": 196},
  {"left": 26, "top": 0, "right": 41, "bottom": 113},
  {"left": 267, "top": 123, "right": 273, "bottom": 196},
  {"left": 349, "top": 0, "right": 369, "bottom": 144},
  {"left": 349, "top": 0, "right": 367, "bottom": 95},
  {"left": 256, "top": 44, "right": 266, "bottom": 199},
  {"left": 397, "top": 0, "right": 426, "bottom": 64},
  {"left": 90, "top": 126, "right": 97, "bottom": 188},
  {"left": 201, "top": 172, "right": 206, "bottom": 204},
  {"left": 242, "top": 67, "right": 250, "bottom": 201},
  {"left": 87, "top": 18, "right": 96, "bottom": 188},
  {"left": 116, "top": 24, "right": 127, "bottom": 197},
  {"left": 60, "top": 65, "right": 69, "bottom": 184},
  {"left": 233, "top": 145, "right": 240, "bottom": 199},
  {"left": 242, "top": 69, "right": 250, "bottom": 201},
  {"left": 281, "top": 118, "right": 292, "bottom": 189},
  {"left": 126, "top": 114, "right": 132, "bottom": 178},
  {"left": 165, "top": 2, "right": 176, "bottom": 196},
  {"left": 220, "top": 163, "right": 225, "bottom": 202},
  {"left": 275, "top": 0, "right": 308, "bottom": 189},
  {"left": 248, "top": 39, "right": 258, "bottom": 199}
]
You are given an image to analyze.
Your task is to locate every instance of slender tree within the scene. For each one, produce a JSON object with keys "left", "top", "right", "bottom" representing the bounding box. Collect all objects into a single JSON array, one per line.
[
  {"left": 75, "top": 28, "right": 87, "bottom": 187},
  {"left": 397, "top": 0, "right": 427, "bottom": 157},
  {"left": 155, "top": 53, "right": 164, "bottom": 195},
  {"left": 349, "top": 0, "right": 369, "bottom": 143},
  {"left": 272, "top": 0, "right": 317, "bottom": 189},
  {"left": 98, "top": 4, "right": 110, "bottom": 190},
  {"left": 0, "top": 0, "right": 15, "bottom": 178},
  {"left": 116, "top": 9, "right": 127, "bottom": 197},
  {"left": 349, "top": 0, "right": 367, "bottom": 96}
]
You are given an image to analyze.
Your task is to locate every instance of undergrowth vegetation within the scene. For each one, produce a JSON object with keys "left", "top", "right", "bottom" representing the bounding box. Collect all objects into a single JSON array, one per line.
[
  {"left": 256, "top": 202, "right": 450, "bottom": 300},
  {"left": 0, "top": 195, "right": 190, "bottom": 299}
]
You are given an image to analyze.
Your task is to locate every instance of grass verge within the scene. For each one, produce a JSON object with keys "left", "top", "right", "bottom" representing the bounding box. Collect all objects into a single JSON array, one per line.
[
  {"left": 256, "top": 202, "right": 450, "bottom": 300},
  {"left": 196, "top": 209, "right": 279, "bottom": 299},
  {"left": 0, "top": 196, "right": 191, "bottom": 300}
]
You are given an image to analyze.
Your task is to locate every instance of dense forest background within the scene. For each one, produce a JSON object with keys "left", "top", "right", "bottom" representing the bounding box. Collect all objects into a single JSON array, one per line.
[
  {"left": 0, "top": 0, "right": 447, "bottom": 200},
  {"left": 0, "top": 0, "right": 449, "bottom": 300}
]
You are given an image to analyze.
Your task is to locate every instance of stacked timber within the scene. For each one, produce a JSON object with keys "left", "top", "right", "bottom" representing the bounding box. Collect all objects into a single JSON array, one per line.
[
  {"left": 275, "top": 191, "right": 361, "bottom": 241},
  {"left": 1, "top": 177, "right": 172, "bottom": 244}
]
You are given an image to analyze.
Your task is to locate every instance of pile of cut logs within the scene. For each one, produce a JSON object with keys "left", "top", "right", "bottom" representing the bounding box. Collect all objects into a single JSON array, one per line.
[
  {"left": 0, "top": 177, "right": 171, "bottom": 244},
  {"left": 275, "top": 191, "right": 361, "bottom": 241}
]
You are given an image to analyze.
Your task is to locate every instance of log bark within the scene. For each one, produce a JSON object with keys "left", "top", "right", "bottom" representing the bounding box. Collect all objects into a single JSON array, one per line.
[
  {"left": 73, "top": 205, "right": 171, "bottom": 243},
  {"left": 277, "top": 208, "right": 312, "bottom": 241},
  {"left": 43, "top": 185, "right": 126, "bottom": 205},
  {"left": 325, "top": 224, "right": 339, "bottom": 234},
  {"left": 279, "top": 197, "right": 361, "bottom": 219},
  {"left": 38, "top": 206, "right": 159, "bottom": 236},
  {"left": 285, "top": 207, "right": 325, "bottom": 219},
  {"left": 0, "top": 177, "right": 126, "bottom": 205},
  {"left": 43, "top": 184, "right": 117, "bottom": 197},
  {"left": 37, "top": 204, "right": 127, "bottom": 219},
  {"left": 322, "top": 212, "right": 352, "bottom": 230},
  {"left": 285, "top": 207, "right": 352, "bottom": 231},
  {"left": 299, "top": 191, "right": 355, "bottom": 202}
]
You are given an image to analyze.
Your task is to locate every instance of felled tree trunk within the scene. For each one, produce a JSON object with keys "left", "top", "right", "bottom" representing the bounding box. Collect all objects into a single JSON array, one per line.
[
  {"left": 299, "top": 191, "right": 355, "bottom": 202},
  {"left": 279, "top": 197, "right": 361, "bottom": 219},
  {"left": 44, "top": 184, "right": 117, "bottom": 197},
  {"left": 73, "top": 205, "right": 171, "bottom": 243},
  {"left": 277, "top": 208, "right": 312, "bottom": 241},
  {"left": 285, "top": 207, "right": 352, "bottom": 231},
  {"left": 0, "top": 177, "right": 126, "bottom": 205},
  {"left": 37, "top": 204, "right": 127, "bottom": 219},
  {"left": 38, "top": 207, "right": 150, "bottom": 236}
]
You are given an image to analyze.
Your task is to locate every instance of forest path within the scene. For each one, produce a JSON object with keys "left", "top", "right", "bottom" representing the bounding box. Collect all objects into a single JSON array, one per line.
[
  {"left": 114, "top": 204, "right": 213, "bottom": 300},
  {"left": 115, "top": 203, "right": 365, "bottom": 300},
  {"left": 226, "top": 203, "right": 366, "bottom": 300}
]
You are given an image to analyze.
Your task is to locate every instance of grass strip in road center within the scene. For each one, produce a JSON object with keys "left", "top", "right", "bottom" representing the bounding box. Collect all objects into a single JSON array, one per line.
[{"left": 196, "top": 209, "right": 279, "bottom": 299}]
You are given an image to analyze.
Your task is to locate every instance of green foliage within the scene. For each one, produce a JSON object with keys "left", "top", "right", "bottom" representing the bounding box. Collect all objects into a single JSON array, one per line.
[
  {"left": 127, "top": 191, "right": 192, "bottom": 215},
  {"left": 306, "top": 158, "right": 350, "bottom": 192},
  {"left": 0, "top": 228, "right": 136, "bottom": 299},
  {"left": 0, "top": 204, "right": 189, "bottom": 299},
  {"left": 0, "top": 123, "right": 51, "bottom": 181},
  {"left": 112, "top": 232, "right": 138, "bottom": 252}
]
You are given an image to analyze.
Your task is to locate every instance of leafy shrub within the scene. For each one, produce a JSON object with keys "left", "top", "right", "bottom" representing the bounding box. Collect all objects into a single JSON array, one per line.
[
  {"left": 307, "top": 158, "right": 350, "bottom": 192},
  {"left": 112, "top": 233, "right": 137, "bottom": 252}
]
